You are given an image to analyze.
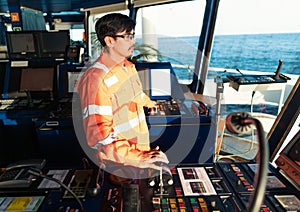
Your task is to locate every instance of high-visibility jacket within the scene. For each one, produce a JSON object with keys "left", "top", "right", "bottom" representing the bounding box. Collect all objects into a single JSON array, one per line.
[{"left": 76, "top": 54, "right": 155, "bottom": 153}]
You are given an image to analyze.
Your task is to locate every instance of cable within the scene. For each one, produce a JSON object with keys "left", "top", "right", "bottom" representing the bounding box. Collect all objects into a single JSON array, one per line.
[
  {"left": 225, "top": 112, "right": 269, "bottom": 212},
  {"left": 246, "top": 118, "right": 269, "bottom": 212},
  {"left": 28, "top": 169, "right": 85, "bottom": 212},
  {"left": 250, "top": 91, "right": 256, "bottom": 142}
]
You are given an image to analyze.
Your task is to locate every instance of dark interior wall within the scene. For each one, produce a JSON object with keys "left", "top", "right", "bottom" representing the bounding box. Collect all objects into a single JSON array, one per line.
[
  {"left": 0, "top": 122, "right": 39, "bottom": 167},
  {"left": 0, "top": 63, "right": 6, "bottom": 95}
]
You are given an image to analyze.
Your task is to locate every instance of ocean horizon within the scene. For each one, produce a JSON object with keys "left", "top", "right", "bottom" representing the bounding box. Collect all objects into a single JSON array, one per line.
[{"left": 153, "top": 32, "right": 300, "bottom": 81}]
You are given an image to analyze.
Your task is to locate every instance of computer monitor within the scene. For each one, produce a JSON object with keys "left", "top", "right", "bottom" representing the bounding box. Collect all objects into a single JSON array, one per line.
[
  {"left": 20, "top": 68, "right": 54, "bottom": 92},
  {"left": 6, "top": 31, "right": 39, "bottom": 60},
  {"left": 38, "top": 30, "right": 70, "bottom": 59},
  {"left": 57, "top": 64, "right": 84, "bottom": 99},
  {"left": 65, "top": 45, "right": 81, "bottom": 63},
  {"left": 135, "top": 62, "right": 185, "bottom": 100}
]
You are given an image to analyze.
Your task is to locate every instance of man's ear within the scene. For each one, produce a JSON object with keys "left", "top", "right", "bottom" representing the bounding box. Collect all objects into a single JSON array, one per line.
[{"left": 104, "top": 36, "right": 115, "bottom": 47}]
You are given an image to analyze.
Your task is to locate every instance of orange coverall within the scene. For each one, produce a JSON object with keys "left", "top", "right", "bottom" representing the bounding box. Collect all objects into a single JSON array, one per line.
[{"left": 76, "top": 55, "right": 155, "bottom": 165}]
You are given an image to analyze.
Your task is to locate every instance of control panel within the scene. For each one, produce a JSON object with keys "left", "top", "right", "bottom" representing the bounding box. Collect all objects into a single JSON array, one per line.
[
  {"left": 226, "top": 74, "right": 290, "bottom": 92},
  {"left": 144, "top": 99, "right": 209, "bottom": 117},
  {"left": 101, "top": 163, "right": 300, "bottom": 212}
]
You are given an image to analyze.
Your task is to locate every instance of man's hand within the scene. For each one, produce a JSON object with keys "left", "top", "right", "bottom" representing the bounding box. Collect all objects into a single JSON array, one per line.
[
  {"left": 138, "top": 146, "right": 169, "bottom": 170},
  {"left": 98, "top": 142, "right": 169, "bottom": 170}
]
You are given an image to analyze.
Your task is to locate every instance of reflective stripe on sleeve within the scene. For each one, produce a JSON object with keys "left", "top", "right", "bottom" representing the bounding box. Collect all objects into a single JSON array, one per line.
[
  {"left": 92, "top": 132, "right": 117, "bottom": 149},
  {"left": 82, "top": 104, "right": 112, "bottom": 119},
  {"left": 114, "top": 112, "right": 146, "bottom": 133}
]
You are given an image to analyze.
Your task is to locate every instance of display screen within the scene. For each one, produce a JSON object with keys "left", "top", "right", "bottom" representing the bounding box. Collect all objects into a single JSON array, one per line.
[
  {"left": 67, "top": 71, "right": 83, "bottom": 93},
  {"left": 6, "top": 32, "right": 39, "bottom": 59},
  {"left": 9, "top": 34, "right": 35, "bottom": 53},
  {"left": 20, "top": 68, "right": 54, "bottom": 92},
  {"left": 286, "top": 131, "right": 300, "bottom": 167},
  {"left": 39, "top": 30, "right": 70, "bottom": 58},
  {"left": 150, "top": 68, "right": 172, "bottom": 99},
  {"left": 276, "top": 129, "right": 300, "bottom": 187},
  {"left": 57, "top": 64, "right": 84, "bottom": 98},
  {"left": 134, "top": 62, "right": 185, "bottom": 101}
]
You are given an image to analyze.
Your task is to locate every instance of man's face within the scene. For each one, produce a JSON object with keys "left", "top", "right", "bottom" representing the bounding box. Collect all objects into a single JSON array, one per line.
[{"left": 113, "top": 29, "right": 135, "bottom": 58}]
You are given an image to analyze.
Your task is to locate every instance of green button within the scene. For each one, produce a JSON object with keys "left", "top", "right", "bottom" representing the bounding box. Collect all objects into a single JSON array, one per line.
[
  {"left": 162, "top": 198, "right": 168, "bottom": 203},
  {"left": 190, "top": 198, "right": 196, "bottom": 203}
]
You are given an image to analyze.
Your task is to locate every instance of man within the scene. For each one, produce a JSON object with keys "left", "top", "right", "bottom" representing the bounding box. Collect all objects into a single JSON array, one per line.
[{"left": 76, "top": 13, "right": 168, "bottom": 171}]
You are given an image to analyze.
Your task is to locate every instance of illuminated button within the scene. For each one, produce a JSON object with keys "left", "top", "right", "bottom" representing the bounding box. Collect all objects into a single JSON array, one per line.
[
  {"left": 198, "top": 198, "right": 205, "bottom": 203},
  {"left": 153, "top": 198, "right": 160, "bottom": 204},
  {"left": 179, "top": 203, "right": 185, "bottom": 208},
  {"left": 236, "top": 171, "right": 243, "bottom": 176},
  {"left": 199, "top": 202, "right": 207, "bottom": 206},
  {"left": 193, "top": 208, "right": 200, "bottom": 212},
  {"left": 211, "top": 201, "right": 216, "bottom": 208},
  {"left": 180, "top": 209, "right": 186, "bottom": 212},
  {"left": 171, "top": 167, "right": 177, "bottom": 174},
  {"left": 246, "top": 185, "right": 254, "bottom": 191},
  {"left": 169, "top": 198, "right": 176, "bottom": 203},
  {"left": 262, "top": 207, "right": 270, "bottom": 212},
  {"left": 176, "top": 191, "right": 183, "bottom": 196},
  {"left": 170, "top": 203, "right": 177, "bottom": 209},
  {"left": 242, "top": 181, "right": 250, "bottom": 186},
  {"left": 177, "top": 198, "right": 184, "bottom": 203},
  {"left": 190, "top": 198, "right": 197, "bottom": 203},
  {"left": 161, "top": 198, "right": 168, "bottom": 204},
  {"left": 239, "top": 176, "right": 245, "bottom": 181}
]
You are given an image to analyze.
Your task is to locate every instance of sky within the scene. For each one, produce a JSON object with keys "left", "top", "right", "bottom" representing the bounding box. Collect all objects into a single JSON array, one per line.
[
  {"left": 216, "top": 0, "right": 300, "bottom": 35},
  {"left": 137, "top": 0, "right": 300, "bottom": 36}
]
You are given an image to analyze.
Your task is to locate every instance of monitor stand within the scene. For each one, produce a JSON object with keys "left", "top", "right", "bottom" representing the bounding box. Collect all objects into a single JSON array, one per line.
[{"left": 25, "top": 90, "right": 34, "bottom": 108}]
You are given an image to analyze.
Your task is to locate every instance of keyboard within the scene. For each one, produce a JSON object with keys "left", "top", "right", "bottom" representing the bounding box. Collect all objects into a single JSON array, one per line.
[{"left": 0, "top": 168, "right": 33, "bottom": 188}]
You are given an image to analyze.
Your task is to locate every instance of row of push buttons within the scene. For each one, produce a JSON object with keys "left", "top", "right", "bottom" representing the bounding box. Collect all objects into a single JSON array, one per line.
[
  {"left": 152, "top": 197, "right": 188, "bottom": 212},
  {"left": 152, "top": 196, "right": 213, "bottom": 212},
  {"left": 230, "top": 164, "right": 254, "bottom": 191}
]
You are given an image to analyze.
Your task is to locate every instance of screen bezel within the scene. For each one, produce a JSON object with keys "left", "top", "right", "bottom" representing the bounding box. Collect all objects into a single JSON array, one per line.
[
  {"left": 6, "top": 31, "right": 39, "bottom": 60},
  {"left": 38, "top": 30, "right": 70, "bottom": 59},
  {"left": 275, "top": 129, "right": 300, "bottom": 187},
  {"left": 149, "top": 68, "right": 172, "bottom": 100},
  {"left": 19, "top": 68, "right": 54, "bottom": 92},
  {"left": 135, "top": 62, "right": 185, "bottom": 101},
  {"left": 65, "top": 45, "right": 81, "bottom": 63},
  {"left": 281, "top": 130, "right": 300, "bottom": 167},
  {"left": 57, "top": 64, "right": 84, "bottom": 99}
]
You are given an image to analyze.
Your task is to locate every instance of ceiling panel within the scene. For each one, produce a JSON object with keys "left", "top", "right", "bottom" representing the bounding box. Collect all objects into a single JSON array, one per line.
[{"left": 0, "top": 0, "right": 125, "bottom": 14}]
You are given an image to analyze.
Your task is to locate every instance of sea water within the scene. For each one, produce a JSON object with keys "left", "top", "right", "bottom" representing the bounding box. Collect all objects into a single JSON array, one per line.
[
  {"left": 155, "top": 32, "right": 300, "bottom": 80},
  {"left": 153, "top": 33, "right": 300, "bottom": 115}
]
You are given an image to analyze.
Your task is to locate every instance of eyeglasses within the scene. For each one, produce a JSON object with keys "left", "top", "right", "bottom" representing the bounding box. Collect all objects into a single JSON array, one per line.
[{"left": 113, "top": 33, "right": 135, "bottom": 41}]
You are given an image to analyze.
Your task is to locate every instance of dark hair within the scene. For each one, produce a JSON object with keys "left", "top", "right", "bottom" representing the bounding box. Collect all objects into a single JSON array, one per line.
[{"left": 95, "top": 13, "right": 136, "bottom": 47}]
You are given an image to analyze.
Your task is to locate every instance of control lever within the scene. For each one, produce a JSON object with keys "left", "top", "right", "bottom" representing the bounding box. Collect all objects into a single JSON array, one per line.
[
  {"left": 147, "top": 163, "right": 173, "bottom": 196},
  {"left": 273, "top": 59, "right": 284, "bottom": 80}
]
